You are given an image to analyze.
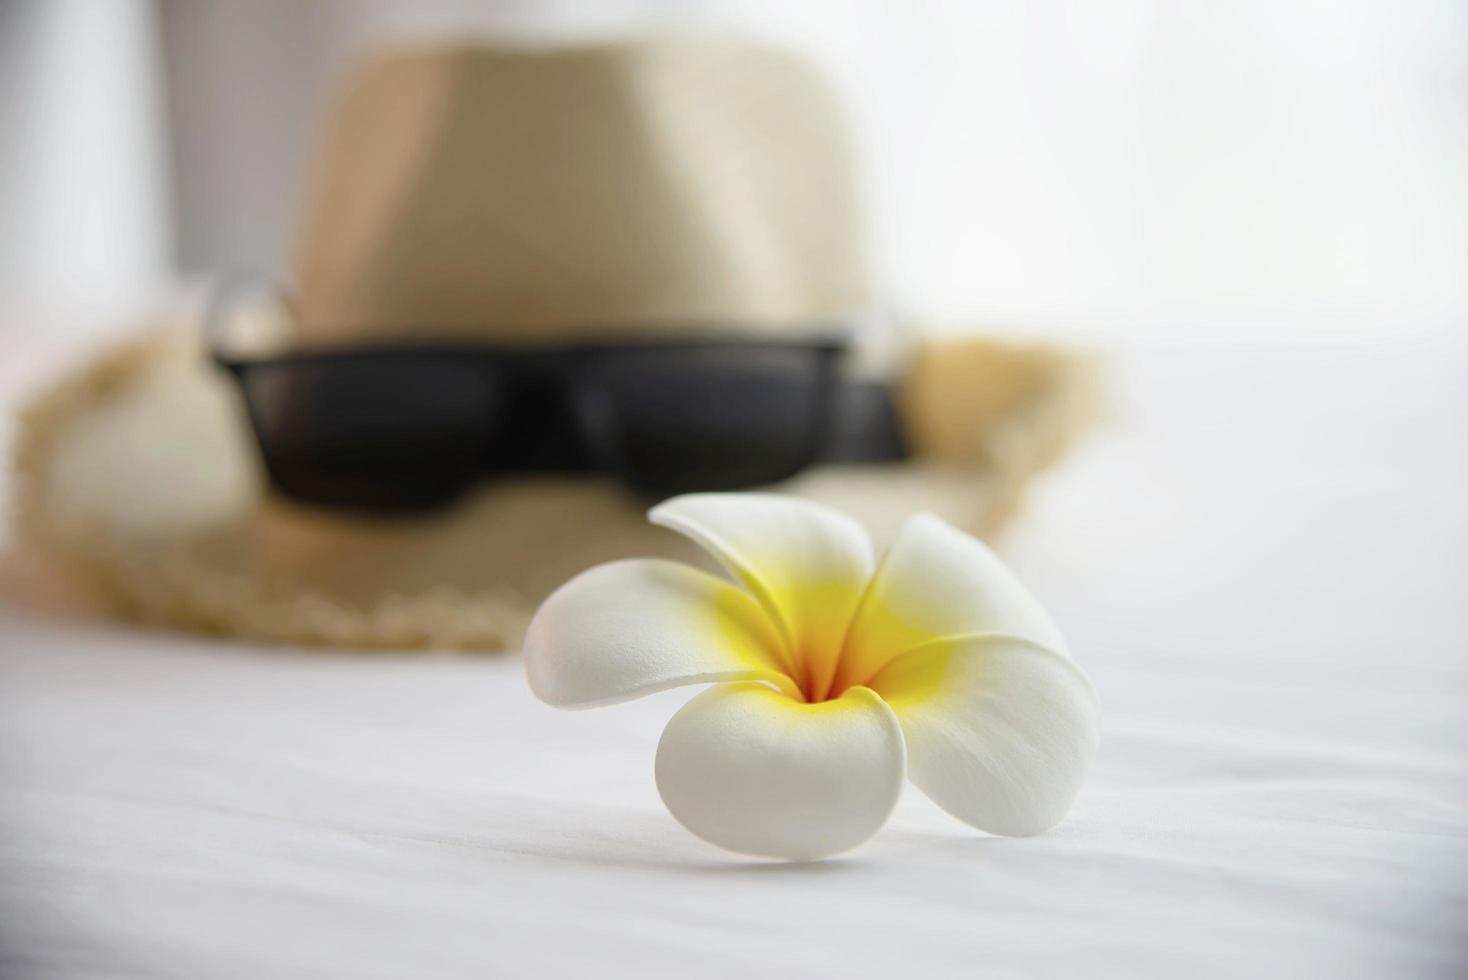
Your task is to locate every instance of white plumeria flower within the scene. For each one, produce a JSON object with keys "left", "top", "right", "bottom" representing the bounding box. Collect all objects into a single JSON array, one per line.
[{"left": 524, "top": 493, "right": 1098, "bottom": 861}]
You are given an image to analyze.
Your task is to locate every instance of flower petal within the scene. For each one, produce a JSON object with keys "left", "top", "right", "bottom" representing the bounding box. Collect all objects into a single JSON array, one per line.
[
  {"left": 835, "top": 512, "right": 1067, "bottom": 692},
  {"left": 650, "top": 494, "right": 875, "bottom": 702},
  {"left": 655, "top": 682, "right": 906, "bottom": 860},
  {"left": 524, "top": 559, "right": 795, "bottom": 708},
  {"left": 869, "top": 634, "right": 1098, "bottom": 837}
]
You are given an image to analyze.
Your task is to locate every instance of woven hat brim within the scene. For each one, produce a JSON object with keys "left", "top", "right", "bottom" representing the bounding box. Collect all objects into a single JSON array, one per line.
[{"left": 12, "top": 323, "right": 1098, "bottom": 650}]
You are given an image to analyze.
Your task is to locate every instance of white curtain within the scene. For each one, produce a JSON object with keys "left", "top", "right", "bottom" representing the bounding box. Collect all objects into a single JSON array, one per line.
[{"left": 0, "top": 0, "right": 171, "bottom": 327}]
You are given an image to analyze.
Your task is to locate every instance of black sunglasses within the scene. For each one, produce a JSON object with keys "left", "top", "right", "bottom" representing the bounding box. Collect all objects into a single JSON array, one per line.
[{"left": 211, "top": 331, "right": 852, "bottom": 512}]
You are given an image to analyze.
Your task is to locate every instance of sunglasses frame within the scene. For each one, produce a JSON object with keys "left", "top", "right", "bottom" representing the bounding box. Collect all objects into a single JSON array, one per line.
[{"left": 210, "top": 333, "right": 850, "bottom": 509}]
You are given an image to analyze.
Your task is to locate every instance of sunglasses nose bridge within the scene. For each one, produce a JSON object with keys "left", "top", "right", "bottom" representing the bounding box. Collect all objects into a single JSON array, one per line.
[{"left": 480, "top": 365, "right": 590, "bottom": 474}]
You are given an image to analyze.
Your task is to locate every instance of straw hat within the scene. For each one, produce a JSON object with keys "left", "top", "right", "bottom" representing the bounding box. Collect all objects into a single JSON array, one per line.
[{"left": 13, "top": 37, "right": 1097, "bottom": 650}]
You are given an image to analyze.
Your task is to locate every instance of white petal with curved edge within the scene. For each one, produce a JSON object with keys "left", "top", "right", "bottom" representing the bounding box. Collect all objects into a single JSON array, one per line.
[
  {"left": 869, "top": 634, "right": 1098, "bottom": 837},
  {"left": 524, "top": 559, "right": 794, "bottom": 708},
  {"left": 655, "top": 682, "right": 906, "bottom": 860},
  {"left": 650, "top": 494, "right": 875, "bottom": 701},
  {"left": 835, "top": 512, "right": 1068, "bottom": 691}
]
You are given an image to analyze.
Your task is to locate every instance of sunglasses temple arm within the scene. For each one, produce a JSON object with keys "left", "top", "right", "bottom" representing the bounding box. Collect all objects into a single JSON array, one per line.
[{"left": 203, "top": 272, "right": 299, "bottom": 365}]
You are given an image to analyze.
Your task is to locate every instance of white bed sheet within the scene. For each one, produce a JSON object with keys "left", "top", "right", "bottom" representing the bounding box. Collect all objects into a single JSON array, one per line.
[{"left": 2, "top": 341, "right": 1465, "bottom": 979}]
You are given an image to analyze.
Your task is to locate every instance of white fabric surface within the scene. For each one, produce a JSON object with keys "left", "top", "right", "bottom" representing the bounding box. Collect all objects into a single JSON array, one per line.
[{"left": 1, "top": 341, "right": 1465, "bottom": 978}]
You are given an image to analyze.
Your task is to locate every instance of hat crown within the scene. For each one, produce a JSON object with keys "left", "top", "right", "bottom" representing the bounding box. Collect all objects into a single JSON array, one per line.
[{"left": 292, "top": 37, "right": 871, "bottom": 345}]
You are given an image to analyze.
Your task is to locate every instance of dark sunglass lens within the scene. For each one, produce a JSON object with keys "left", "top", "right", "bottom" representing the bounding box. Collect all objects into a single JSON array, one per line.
[
  {"left": 575, "top": 346, "right": 835, "bottom": 495},
  {"left": 237, "top": 356, "right": 495, "bottom": 512}
]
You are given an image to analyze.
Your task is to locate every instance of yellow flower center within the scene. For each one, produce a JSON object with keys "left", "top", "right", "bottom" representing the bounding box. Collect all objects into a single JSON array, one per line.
[
  {"left": 708, "top": 571, "right": 933, "bottom": 706},
  {"left": 769, "top": 583, "right": 922, "bottom": 705}
]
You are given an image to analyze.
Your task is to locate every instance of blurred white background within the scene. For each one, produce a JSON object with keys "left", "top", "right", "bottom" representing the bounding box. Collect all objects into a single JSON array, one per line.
[{"left": 2, "top": 0, "right": 1465, "bottom": 338}]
